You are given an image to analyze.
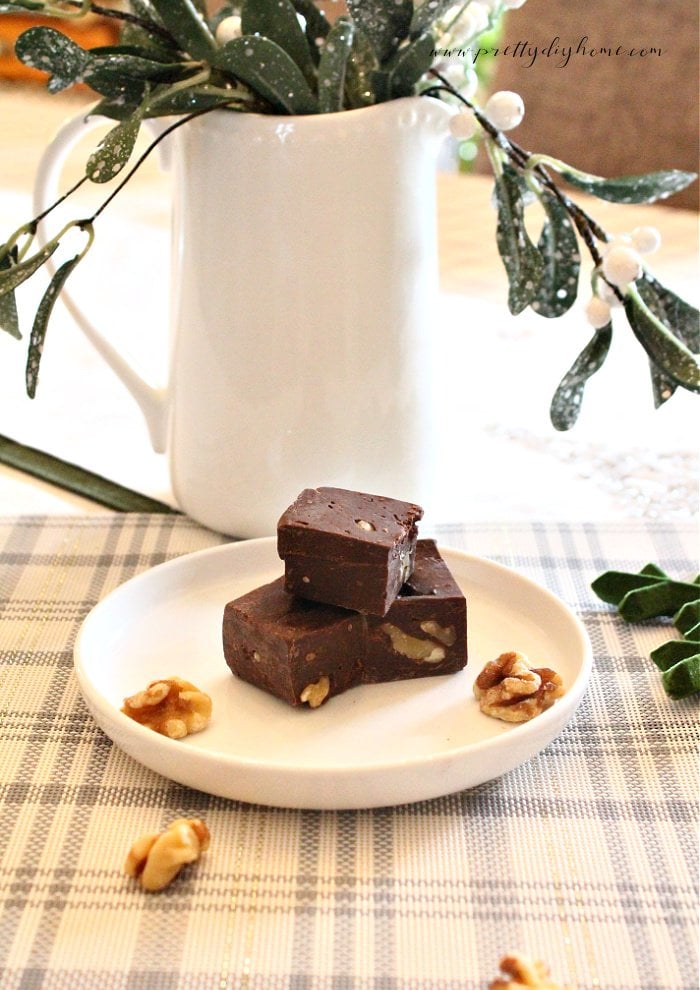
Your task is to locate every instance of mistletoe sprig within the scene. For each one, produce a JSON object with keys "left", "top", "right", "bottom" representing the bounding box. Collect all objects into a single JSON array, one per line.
[
  {"left": 0, "top": 0, "right": 698, "bottom": 429},
  {"left": 424, "top": 70, "right": 699, "bottom": 427}
]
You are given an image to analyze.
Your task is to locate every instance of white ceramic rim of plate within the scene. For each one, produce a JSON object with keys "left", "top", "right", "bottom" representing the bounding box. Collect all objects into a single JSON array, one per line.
[{"left": 74, "top": 537, "right": 593, "bottom": 808}]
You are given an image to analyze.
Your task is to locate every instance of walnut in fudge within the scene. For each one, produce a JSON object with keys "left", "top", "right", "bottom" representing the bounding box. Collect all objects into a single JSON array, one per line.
[
  {"left": 222, "top": 579, "right": 364, "bottom": 708},
  {"left": 222, "top": 541, "right": 467, "bottom": 708},
  {"left": 277, "top": 486, "right": 423, "bottom": 616},
  {"left": 364, "top": 540, "right": 468, "bottom": 682}
]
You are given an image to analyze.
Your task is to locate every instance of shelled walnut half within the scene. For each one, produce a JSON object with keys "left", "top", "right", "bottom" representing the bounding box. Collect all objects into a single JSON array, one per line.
[
  {"left": 124, "top": 818, "right": 210, "bottom": 892},
  {"left": 122, "top": 677, "right": 212, "bottom": 738},
  {"left": 489, "top": 953, "right": 573, "bottom": 989},
  {"left": 474, "top": 652, "right": 564, "bottom": 722}
]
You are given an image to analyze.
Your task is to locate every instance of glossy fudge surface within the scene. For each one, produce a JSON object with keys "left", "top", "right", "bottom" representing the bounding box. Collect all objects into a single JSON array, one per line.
[
  {"left": 222, "top": 541, "right": 467, "bottom": 709},
  {"left": 277, "top": 486, "right": 423, "bottom": 616},
  {"left": 222, "top": 578, "right": 364, "bottom": 708},
  {"left": 365, "top": 540, "right": 468, "bottom": 681}
]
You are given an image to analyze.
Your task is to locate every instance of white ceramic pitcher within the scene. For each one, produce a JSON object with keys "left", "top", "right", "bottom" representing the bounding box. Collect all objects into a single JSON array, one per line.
[{"left": 34, "top": 97, "right": 453, "bottom": 537}]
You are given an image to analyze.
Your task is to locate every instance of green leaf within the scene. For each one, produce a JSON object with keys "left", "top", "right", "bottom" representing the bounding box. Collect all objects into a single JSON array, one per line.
[
  {"left": 549, "top": 324, "right": 612, "bottom": 431},
  {"left": 15, "top": 27, "right": 88, "bottom": 93},
  {"left": 26, "top": 255, "right": 82, "bottom": 399},
  {"left": 344, "top": 25, "right": 379, "bottom": 108},
  {"left": 493, "top": 164, "right": 545, "bottom": 315},
  {"left": 530, "top": 188, "right": 580, "bottom": 318},
  {"left": 346, "top": 0, "right": 413, "bottom": 63},
  {"left": 241, "top": 0, "right": 316, "bottom": 86},
  {"left": 86, "top": 112, "right": 144, "bottom": 183},
  {"left": 148, "top": 0, "right": 217, "bottom": 60},
  {"left": 0, "top": 248, "right": 21, "bottom": 339},
  {"left": 318, "top": 19, "right": 355, "bottom": 113},
  {"left": 87, "top": 47, "right": 198, "bottom": 84},
  {"left": 141, "top": 85, "right": 237, "bottom": 118},
  {"left": 291, "top": 0, "right": 331, "bottom": 53},
  {"left": 388, "top": 33, "right": 434, "bottom": 98},
  {"left": 591, "top": 568, "right": 676, "bottom": 606},
  {"left": 0, "top": 242, "right": 58, "bottom": 296},
  {"left": 214, "top": 36, "right": 318, "bottom": 114},
  {"left": 411, "top": 0, "right": 460, "bottom": 38},
  {"left": 0, "top": 2, "right": 46, "bottom": 11},
  {"left": 636, "top": 273, "right": 700, "bottom": 407},
  {"left": 651, "top": 640, "right": 700, "bottom": 672},
  {"left": 624, "top": 291, "right": 700, "bottom": 393},
  {"left": 661, "top": 655, "right": 700, "bottom": 699},
  {"left": 553, "top": 163, "right": 697, "bottom": 205}
]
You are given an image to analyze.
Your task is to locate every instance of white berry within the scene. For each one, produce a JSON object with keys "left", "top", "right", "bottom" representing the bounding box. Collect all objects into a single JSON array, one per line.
[
  {"left": 631, "top": 225, "right": 661, "bottom": 255},
  {"left": 602, "top": 244, "right": 643, "bottom": 287},
  {"left": 216, "top": 15, "right": 242, "bottom": 45},
  {"left": 585, "top": 296, "right": 612, "bottom": 329},
  {"left": 485, "top": 90, "right": 525, "bottom": 131},
  {"left": 449, "top": 111, "right": 478, "bottom": 140}
]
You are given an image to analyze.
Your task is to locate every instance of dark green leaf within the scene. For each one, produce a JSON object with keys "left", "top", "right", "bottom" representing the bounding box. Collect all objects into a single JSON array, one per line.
[
  {"left": 554, "top": 164, "right": 697, "bottom": 205},
  {"left": 214, "top": 36, "right": 318, "bottom": 114},
  {"left": 87, "top": 47, "right": 198, "bottom": 84},
  {"left": 388, "top": 33, "right": 434, "bottom": 98},
  {"left": 651, "top": 640, "right": 700, "bottom": 672},
  {"left": 26, "top": 255, "right": 82, "bottom": 399},
  {"left": 0, "top": 242, "right": 58, "bottom": 296},
  {"left": 86, "top": 113, "right": 144, "bottom": 183},
  {"left": 318, "top": 19, "right": 355, "bottom": 113},
  {"left": 674, "top": 599, "right": 700, "bottom": 635},
  {"left": 637, "top": 274, "right": 699, "bottom": 351},
  {"left": 549, "top": 323, "right": 612, "bottom": 431},
  {"left": 618, "top": 580, "right": 700, "bottom": 621},
  {"left": 241, "top": 0, "right": 316, "bottom": 85},
  {"left": 636, "top": 274, "right": 699, "bottom": 407},
  {"left": 142, "top": 85, "right": 237, "bottom": 117},
  {"left": 493, "top": 164, "right": 545, "bottom": 315},
  {"left": 0, "top": 248, "right": 21, "bottom": 339},
  {"left": 291, "top": 0, "right": 331, "bottom": 57},
  {"left": 346, "top": 0, "right": 413, "bottom": 63},
  {"left": 411, "top": 0, "right": 460, "bottom": 38},
  {"left": 118, "top": 1, "right": 178, "bottom": 58},
  {"left": 531, "top": 188, "right": 580, "bottom": 318},
  {"left": 148, "top": 0, "right": 217, "bottom": 60},
  {"left": 15, "top": 27, "right": 88, "bottom": 93},
  {"left": 624, "top": 292, "right": 700, "bottom": 392},
  {"left": 661, "top": 655, "right": 700, "bottom": 699}
]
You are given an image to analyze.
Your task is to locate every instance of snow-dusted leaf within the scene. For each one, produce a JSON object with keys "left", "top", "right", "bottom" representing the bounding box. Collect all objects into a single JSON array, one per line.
[
  {"left": 550, "top": 324, "right": 612, "bottom": 431},
  {"left": 26, "top": 255, "right": 82, "bottom": 398},
  {"left": 346, "top": 0, "right": 413, "bottom": 62},
  {"left": 388, "top": 33, "right": 434, "bottom": 98},
  {"left": 493, "top": 165, "right": 544, "bottom": 315},
  {"left": 215, "top": 36, "right": 318, "bottom": 114},
  {"left": 624, "top": 291, "right": 700, "bottom": 392},
  {"left": 241, "top": 0, "right": 316, "bottom": 84},
  {"left": 15, "top": 27, "right": 88, "bottom": 93},
  {"left": 318, "top": 19, "right": 355, "bottom": 113},
  {"left": 86, "top": 113, "right": 144, "bottom": 184},
  {"left": 148, "top": 0, "right": 217, "bottom": 60},
  {"left": 0, "top": 247, "right": 21, "bottom": 339},
  {"left": 531, "top": 188, "right": 580, "bottom": 318},
  {"left": 553, "top": 164, "right": 697, "bottom": 205}
]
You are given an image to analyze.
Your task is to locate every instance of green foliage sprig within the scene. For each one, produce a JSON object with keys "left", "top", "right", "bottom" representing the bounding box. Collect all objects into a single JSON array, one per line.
[
  {"left": 0, "top": 0, "right": 698, "bottom": 430},
  {"left": 592, "top": 564, "right": 700, "bottom": 700}
]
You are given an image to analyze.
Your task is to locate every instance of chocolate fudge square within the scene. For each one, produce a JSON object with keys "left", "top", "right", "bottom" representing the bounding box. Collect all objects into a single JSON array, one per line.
[
  {"left": 222, "top": 578, "right": 364, "bottom": 708},
  {"left": 365, "top": 540, "right": 468, "bottom": 682},
  {"left": 277, "top": 486, "right": 423, "bottom": 616},
  {"left": 222, "top": 541, "right": 467, "bottom": 709}
]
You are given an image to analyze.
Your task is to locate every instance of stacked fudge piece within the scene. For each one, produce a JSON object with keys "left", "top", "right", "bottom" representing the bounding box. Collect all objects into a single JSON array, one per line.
[{"left": 222, "top": 487, "right": 468, "bottom": 708}]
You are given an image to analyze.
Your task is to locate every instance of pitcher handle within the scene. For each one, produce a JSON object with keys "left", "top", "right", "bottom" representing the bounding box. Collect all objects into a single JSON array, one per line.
[{"left": 32, "top": 110, "right": 168, "bottom": 453}]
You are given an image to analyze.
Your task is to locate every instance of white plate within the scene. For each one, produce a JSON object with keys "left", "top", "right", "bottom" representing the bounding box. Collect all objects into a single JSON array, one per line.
[{"left": 74, "top": 538, "right": 592, "bottom": 809}]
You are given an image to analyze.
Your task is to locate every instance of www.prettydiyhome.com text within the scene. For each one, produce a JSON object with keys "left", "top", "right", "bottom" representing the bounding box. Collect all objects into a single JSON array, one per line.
[{"left": 433, "top": 36, "right": 664, "bottom": 68}]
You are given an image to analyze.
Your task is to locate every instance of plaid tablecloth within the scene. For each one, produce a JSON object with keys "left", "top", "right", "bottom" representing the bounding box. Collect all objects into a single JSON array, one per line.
[{"left": 0, "top": 514, "right": 697, "bottom": 990}]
